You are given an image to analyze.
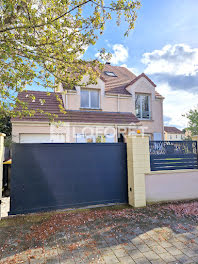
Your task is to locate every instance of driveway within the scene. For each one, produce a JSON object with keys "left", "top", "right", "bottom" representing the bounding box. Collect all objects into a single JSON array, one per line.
[{"left": 0, "top": 201, "right": 198, "bottom": 264}]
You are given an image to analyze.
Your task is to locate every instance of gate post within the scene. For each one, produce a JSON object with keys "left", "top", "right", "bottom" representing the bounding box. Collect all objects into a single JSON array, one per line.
[
  {"left": 192, "top": 135, "right": 198, "bottom": 146},
  {"left": 127, "top": 135, "right": 150, "bottom": 207},
  {"left": 0, "top": 133, "right": 5, "bottom": 219},
  {"left": 192, "top": 136, "right": 198, "bottom": 159}
]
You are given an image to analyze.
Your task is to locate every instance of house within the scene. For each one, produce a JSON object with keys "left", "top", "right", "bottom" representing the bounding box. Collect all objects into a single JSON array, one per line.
[
  {"left": 12, "top": 63, "right": 164, "bottom": 143},
  {"left": 164, "top": 126, "right": 185, "bottom": 141}
]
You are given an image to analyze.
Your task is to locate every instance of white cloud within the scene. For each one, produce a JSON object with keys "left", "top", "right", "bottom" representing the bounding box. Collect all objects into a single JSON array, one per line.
[
  {"left": 157, "top": 83, "right": 198, "bottom": 129},
  {"left": 110, "top": 44, "right": 128, "bottom": 65},
  {"left": 141, "top": 44, "right": 198, "bottom": 129},
  {"left": 142, "top": 44, "right": 198, "bottom": 76},
  {"left": 121, "top": 64, "right": 140, "bottom": 76},
  {"left": 95, "top": 44, "right": 128, "bottom": 65}
]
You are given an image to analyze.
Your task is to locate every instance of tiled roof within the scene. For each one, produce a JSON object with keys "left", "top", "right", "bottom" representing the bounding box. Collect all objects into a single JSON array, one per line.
[
  {"left": 164, "top": 126, "right": 184, "bottom": 134},
  {"left": 12, "top": 91, "right": 140, "bottom": 124},
  {"left": 62, "top": 64, "right": 164, "bottom": 98},
  {"left": 101, "top": 66, "right": 163, "bottom": 98},
  {"left": 100, "top": 64, "right": 136, "bottom": 95}
]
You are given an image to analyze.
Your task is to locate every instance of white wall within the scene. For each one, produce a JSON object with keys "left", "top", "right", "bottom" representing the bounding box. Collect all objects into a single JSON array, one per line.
[
  {"left": 146, "top": 170, "right": 198, "bottom": 202},
  {"left": 166, "top": 133, "right": 184, "bottom": 141}
]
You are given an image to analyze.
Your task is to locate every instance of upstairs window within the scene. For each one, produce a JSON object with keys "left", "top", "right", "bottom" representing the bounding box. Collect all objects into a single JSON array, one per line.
[
  {"left": 135, "top": 94, "right": 151, "bottom": 119},
  {"left": 104, "top": 71, "right": 117, "bottom": 77},
  {"left": 81, "top": 89, "right": 100, "bottom": 109}
]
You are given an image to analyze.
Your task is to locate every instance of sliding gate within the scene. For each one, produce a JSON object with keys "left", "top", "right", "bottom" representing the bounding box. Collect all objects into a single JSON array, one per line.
[{"left": 10, "top": 143, "right": 128, "bottom": 215}]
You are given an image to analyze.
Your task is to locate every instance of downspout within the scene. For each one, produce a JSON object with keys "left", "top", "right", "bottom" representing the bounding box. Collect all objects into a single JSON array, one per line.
[
  {"left": 115, "top": 124, "right": 118, "bottom": 142},
  {"left": 65, "top": 91, "right": 68, "bottom": 109},
  {"left": 117, "top": 94, "right": 120, "bottom": 112}
]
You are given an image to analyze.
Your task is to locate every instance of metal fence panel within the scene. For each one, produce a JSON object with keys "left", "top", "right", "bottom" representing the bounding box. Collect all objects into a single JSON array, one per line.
[
  {"left": 10, "top": 143, "right": 128, "bottom": 215},
  {"left": 150, "top": 141, "right": 198, "bottom": 171}
]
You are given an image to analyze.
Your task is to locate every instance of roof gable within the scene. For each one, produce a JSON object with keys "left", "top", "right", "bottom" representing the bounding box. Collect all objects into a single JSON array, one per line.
[
  {"left": 164, "top": 126, "right": 183, "bottom": 134},
  {"left": 125, "top": 73, "right": 156, "bottom": 88}
]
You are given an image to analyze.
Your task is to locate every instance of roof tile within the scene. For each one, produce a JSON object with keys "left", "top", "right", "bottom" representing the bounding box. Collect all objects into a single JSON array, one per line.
[
  {"left": 13, "top": 91, "right": 140, "bottom": 124},
  {"left": 164, "top": 126, "right": 183, "bottom": 134},
  {"left": 62, "top": 64, "right": 164, "bottom": 98}
]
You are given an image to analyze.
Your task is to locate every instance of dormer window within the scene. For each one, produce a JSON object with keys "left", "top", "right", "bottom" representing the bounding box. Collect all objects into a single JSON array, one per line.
[{"left": 104, "top": 71, "right": 117, "bottom": 77}]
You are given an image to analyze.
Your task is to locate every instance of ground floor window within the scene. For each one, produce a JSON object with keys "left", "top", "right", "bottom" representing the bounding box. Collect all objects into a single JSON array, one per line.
[
  {"left": 153, "top": 132, "right": 162, "bottom": 141},
  {"left": 76, "top": 134, "right": 114, "bottom": 143}
]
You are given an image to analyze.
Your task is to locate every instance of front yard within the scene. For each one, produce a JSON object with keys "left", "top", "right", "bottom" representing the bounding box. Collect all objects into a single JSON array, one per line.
[{"left": 0, "top": 201, "right": 198, "bottom": 264}]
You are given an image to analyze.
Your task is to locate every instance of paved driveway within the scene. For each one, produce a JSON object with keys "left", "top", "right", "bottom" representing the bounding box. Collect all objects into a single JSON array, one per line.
[{"left": 0, "top": 201, "right": 198, "bottom": 264}]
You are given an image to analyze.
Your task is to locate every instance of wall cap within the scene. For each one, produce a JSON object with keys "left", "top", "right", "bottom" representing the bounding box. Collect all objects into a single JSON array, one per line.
[
  {"left": 127, "top": 135, "right": 150, "bottom": 139},
  {"left": 146, "top": 169, "right": 198, "bottom": 175},
  {"left": 0, "top": 133, "right": 6, "bottom": 137}
]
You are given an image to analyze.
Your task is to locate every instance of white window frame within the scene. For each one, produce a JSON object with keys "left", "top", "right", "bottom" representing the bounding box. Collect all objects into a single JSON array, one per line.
[
  {"left": 76, "top": 134, "right": 115, "bottom": 143},
  {"left": 80, "top": 89, "right": 100, "bottom": 109},
  {"left": 135, "top": 94, "right": 151, "bottom": 120}
]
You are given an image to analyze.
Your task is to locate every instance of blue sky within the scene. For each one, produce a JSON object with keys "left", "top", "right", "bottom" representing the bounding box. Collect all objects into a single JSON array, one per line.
[
  {"left": 29, "top": 0, "right": 198, "bottom": 129},
  {"left": 85, "top": 0, "right": 198, "bottom": 129},
  {"left": 86, "top": 0, "right": 198, "bottom": 68}
]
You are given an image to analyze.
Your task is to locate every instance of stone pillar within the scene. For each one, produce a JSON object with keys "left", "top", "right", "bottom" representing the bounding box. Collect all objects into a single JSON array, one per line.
[
  {"left": 0, "top": 133, "right": 6, "bottom": 220},
  {"left": 127, "top": 135, "right": 150, "bottom": 207},
  {"left": 192, "top": 135, "right": 198, "bottom": 145}
]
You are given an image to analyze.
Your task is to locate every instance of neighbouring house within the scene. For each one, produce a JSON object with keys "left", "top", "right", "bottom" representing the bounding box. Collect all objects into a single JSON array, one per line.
[
  {"left": 12, "top": 63, "right": 164, "bottom": 143},
  {"left": 164, "top": 126, "right": 185, "bottom": 141},
  {"left": 184, "top": 128, "right": 192, "bottom": 139}
]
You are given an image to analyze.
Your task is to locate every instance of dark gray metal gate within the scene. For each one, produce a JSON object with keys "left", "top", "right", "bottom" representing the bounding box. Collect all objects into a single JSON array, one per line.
[
  {"left": 150, "top": 141, "right": 198, "bottom": 171},
  {"left": 10, "top": 143, "right": 128, "bottom": 215}
]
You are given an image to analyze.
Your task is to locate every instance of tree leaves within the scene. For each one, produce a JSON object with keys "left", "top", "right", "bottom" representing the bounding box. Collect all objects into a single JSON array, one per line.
[
  {"left": 184, "top": 109, "right": 198, "bottom": 136},
  {"left": 0, "top": 0, "right": 141, "bottom": 119}
]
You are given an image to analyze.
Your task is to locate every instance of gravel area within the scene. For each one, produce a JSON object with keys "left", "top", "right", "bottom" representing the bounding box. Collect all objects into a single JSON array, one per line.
[{"left": 1, "top": 197, "right": 10, "bottom": 218}]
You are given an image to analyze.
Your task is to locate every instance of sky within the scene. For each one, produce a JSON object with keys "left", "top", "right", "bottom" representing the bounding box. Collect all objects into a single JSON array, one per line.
[{"left": 84, "top": 0, "right": 198, "bottom": 129}]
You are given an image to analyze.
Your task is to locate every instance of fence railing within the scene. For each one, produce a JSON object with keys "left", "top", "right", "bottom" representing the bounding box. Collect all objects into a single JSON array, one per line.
[{"left": 149, "top": 141, "right": 198, "bottom": 171}]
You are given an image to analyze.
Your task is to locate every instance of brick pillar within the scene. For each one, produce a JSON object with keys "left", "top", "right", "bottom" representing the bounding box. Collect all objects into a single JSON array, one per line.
[
  {"left": 127, "top": 135, "right": 150, "bottom": 207},
  {"left": 0, "top": 133, "right": 5, "bottom": 220}
]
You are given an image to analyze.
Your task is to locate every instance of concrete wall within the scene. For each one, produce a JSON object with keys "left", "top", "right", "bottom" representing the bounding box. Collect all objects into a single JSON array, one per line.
[
  {"left": 146, "top": 170, "right": 198, "bottom": 202},
  {"left": 126, "top": 135, "right": 198, "bottom": 206},
  {"left": 12, "top": 122, "right": 51, "bottom": 143}
]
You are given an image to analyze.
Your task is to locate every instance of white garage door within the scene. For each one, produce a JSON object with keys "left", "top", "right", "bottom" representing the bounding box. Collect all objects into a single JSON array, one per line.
[{"left": 20, "top": 134, "right": 65, "bottom": 143}]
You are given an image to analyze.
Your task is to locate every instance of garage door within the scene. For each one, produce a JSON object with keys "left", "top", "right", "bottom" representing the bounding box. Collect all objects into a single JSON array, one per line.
[{"left": 20, "top": 134, "right": 65, "bottom": 143}]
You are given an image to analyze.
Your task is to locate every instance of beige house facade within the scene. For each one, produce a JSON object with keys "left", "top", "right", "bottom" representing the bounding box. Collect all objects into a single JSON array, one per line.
[
  {"left": 164, "top": 126, "right": 185, "bottom": 141},
  {"left": 12, "top": 64, "right": 164, "bottom": 143}
]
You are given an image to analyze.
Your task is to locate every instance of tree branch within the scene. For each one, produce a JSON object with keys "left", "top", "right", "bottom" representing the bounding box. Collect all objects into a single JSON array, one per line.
[{"left": 0, "top": 0, "right": 91, "bottom": 33}]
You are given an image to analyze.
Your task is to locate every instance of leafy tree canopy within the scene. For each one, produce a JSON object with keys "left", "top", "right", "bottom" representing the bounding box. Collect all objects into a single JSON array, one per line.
[
  {"left": 0, "top": 0, "right": 141, "bottom": 119},
  {"left": 0, "top": 112, "right": 11, "bottom": 136},
  {"left": 185, "top": 109, "right": 198, "bottom": 136},
  {"left": 0, "top": 111, "right": 12, "bottom": 146}
]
